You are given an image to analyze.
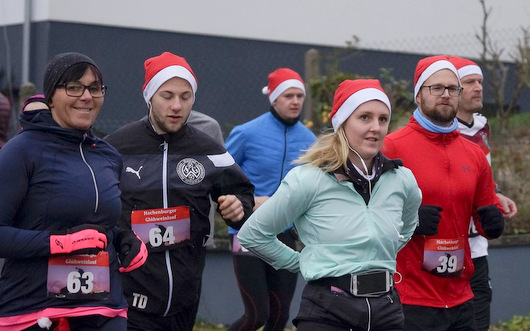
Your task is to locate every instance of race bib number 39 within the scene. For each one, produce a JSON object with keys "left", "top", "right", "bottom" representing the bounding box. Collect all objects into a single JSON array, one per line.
[
  {"left": 131, "top": 206, "right": 191, "bottom": 251},
  {"left": 47, "top": 252, "right": 110, "bottom": 300},
  {"left": 422, "top": 238, "right": 465, "bottom": 277}
]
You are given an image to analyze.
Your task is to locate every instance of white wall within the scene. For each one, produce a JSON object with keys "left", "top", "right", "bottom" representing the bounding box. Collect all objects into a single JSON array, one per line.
[{"left": 1, "top": 0, "right": 529, "bottom": 61}]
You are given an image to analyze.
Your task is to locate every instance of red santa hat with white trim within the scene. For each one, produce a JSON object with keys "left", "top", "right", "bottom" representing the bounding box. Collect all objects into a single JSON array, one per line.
[
  {"left": 329, "top": 79, "right": 391, "bottom": 132},
  {"left": 262, "top": 68, "right": 306, "bottom": 104},
  {"left": 449, "top": 56, "right": 483, "bottom": 79},
  {"left": 414, "top": 55, "right": 460, "bottom": 99},
  {"left": 142, "top": 52, "right": 198, "bottom": 106}
]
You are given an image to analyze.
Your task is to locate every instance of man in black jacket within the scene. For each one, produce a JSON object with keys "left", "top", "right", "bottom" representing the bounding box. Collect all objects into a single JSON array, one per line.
[{"left": 105, "top": 51, "right": 254, "bottom": 331}]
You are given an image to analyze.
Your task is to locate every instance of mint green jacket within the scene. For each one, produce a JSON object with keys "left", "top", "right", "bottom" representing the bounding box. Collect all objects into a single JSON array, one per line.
[{"left": 237, "top": 164, "right": 421, "bottom": 281}]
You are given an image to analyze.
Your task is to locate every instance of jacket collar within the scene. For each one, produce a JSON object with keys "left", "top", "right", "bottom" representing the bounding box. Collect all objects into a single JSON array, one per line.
[
  {"left": 19, "top": 109, "right": 95, "bottom": 144},
  {"left": 332, "top": 152, "right": 402, "bottom": 183},
  {"left": 269, "top": 106, "right": 300, "bottom": 126},
  {"left": 408, "top": 116, "right": 460, "bottom": 143},
  {"left": 141, "top": 115, "right": 189, "bottom": 143}
]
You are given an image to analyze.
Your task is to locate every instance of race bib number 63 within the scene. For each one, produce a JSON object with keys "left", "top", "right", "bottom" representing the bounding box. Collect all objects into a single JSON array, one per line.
[{"left": 47, "top": 252, "right": 110, "bottom": 300}]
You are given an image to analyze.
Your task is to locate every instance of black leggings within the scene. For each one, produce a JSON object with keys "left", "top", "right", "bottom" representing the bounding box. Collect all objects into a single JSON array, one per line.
[
  {"left": 228, "top": 230, "right": 298, "bottom": 331},
  {"left": 470, "top": 256, "right": 492, "bottom": 331},
  {"left": 127, "top": 306, "right": 197, "bottom": 331}
]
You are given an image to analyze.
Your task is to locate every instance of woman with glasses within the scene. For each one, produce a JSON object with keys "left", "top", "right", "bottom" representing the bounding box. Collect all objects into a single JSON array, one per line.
[{"left": 0, "top": 52, "right": 146, "bottom": 330}]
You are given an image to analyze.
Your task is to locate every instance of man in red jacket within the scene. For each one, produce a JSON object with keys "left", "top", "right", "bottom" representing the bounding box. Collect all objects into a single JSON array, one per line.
[
  {"left": 450, "top": 56, "right": 517, "bottom": 331},
  {"left": 382, "top": 55, "right": 505, "bottom": 331}
]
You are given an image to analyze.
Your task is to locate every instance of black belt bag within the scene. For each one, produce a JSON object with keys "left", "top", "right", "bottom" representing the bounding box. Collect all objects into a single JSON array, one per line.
[{"left": 311, "top": 269, "right": 393, "bottom": 297}]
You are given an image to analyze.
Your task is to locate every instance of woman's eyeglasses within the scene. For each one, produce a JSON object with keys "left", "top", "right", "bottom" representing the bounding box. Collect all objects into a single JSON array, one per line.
[{"left": 57, "top": 82, "right": 107, "bottom": 98}]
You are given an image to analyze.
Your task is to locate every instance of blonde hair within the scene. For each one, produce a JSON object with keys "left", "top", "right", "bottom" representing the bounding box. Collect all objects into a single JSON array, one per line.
[{"left": 296, "top": 127, "right": 350, "bottom": 173}]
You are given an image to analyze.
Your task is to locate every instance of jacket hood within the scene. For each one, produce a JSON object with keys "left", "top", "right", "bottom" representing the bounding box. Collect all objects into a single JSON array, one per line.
[{"left": 19, "top": 109, "right": 97, "bottom": 144}]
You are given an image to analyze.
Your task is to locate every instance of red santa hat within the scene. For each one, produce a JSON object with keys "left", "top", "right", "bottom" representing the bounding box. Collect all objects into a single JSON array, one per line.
[
  {"left": 449, "top": 56, "right": 483, "bottom": 79},
  {"left": 414, "top": 55, "right": 459, "bottom": 99},
  {"left": 142, "top": 52, "right": 198, "bottom": 105},
  {"left": 329, "top": 79, "right": 391, "bottom": 131},
  {"left": 262, "top": 68, "right": 306, "bottom": 104}
]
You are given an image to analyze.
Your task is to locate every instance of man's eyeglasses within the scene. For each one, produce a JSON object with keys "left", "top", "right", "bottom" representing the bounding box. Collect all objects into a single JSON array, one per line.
[
  {"left": 421, "top": 85, "right": 462, "bottom": 97},
  {"left": 57, "top": 82, "right": 107, "bottom": 98}
]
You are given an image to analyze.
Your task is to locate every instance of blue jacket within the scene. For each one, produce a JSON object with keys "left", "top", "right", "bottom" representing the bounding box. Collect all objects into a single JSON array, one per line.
[
  {"left": 0, "top": 110, "right": 126, "bottom": 318},
  {"left": 225, "top": 111, "right": 316, "bottom": 234}
]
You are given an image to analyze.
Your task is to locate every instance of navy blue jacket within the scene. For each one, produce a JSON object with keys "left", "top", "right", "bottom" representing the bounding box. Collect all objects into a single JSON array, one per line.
[{"left": 0, "top": 110, "right": 127, "bottom": 316}]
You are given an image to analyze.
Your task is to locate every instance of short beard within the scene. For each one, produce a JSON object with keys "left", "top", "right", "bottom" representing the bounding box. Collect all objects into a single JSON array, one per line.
[
  {"left": 420, "top": 101, "right": 457, "bottom": 125},
  {"left": 430, "top": 108, "right": 456, "bottom": 123}
]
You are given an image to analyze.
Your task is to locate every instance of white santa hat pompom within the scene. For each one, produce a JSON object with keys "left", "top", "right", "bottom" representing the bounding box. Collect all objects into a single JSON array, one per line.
[{"left": 38, "top": 317, "right": 53, "bottom": 329}]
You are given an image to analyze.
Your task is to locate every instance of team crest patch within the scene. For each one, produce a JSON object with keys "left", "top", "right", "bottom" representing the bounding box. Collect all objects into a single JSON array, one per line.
[{"left": 177, "top": 158, "right": 205, "bottom": 185}]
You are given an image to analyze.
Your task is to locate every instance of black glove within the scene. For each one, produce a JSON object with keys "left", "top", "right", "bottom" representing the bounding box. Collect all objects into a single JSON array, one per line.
[
  {"left": 415, "top": 205, "right": 443, "bottom": 235},
  {"left": 116, "top": 230, "right": 148, "bottom": 272},
  {"left": 477, "top": 205, "right": 504, "bottom": 239}
]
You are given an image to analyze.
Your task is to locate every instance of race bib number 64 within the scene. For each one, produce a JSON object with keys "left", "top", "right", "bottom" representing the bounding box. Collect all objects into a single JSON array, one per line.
[{"left": 131, "top": 206, "right": 191, "bottom": 251}]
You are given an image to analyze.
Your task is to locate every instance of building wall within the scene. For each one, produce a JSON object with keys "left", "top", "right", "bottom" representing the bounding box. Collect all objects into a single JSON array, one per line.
[
  {"left": 0, "top": 21, "right": 527, "bottom": 138},
  {"left": 0, "top": 21, "right": 415, "bottom": 135},
  {"left": 2, "top": 1, "right": 529, "bottom": 135},
  {"left": 2, "top": 0, "right": 529, "bottom": 61}
]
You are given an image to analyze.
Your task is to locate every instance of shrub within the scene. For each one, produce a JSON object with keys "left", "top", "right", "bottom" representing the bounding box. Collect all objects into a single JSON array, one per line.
[
  {"left": 489, "top": 313, "right": 530, "bottom": 330},
  {"left": 490, "top": 112, "right": 530, "bottom": 235}
]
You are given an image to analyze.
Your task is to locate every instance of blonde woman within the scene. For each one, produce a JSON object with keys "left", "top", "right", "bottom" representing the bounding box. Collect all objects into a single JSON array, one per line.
[{"left": 238, "top": 79, "right": 421, "bottom": 331}]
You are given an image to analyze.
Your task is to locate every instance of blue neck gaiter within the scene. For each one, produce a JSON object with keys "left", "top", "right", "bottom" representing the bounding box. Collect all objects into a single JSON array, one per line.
[{"left": 413, "top": 108, "right": 458, "bottom": 133}]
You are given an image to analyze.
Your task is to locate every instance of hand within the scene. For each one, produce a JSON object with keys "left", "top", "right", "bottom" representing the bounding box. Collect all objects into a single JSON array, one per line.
[
  {"left": 497, "top": 193, "right": 517, "bottom": 219},
  {"left": 117, "top": 231, "right": 148, "bottom": 273},
  {"left": 415, "top": 205, "right": 443, "bottom": 235},
  {"left": 477, "top": 205, "right": 504, "bottom": 239},
  {"left": 50, "top": 224, "right": 107, "bottom": 255},
  {"left": 218, "top": 194, "right": 244, "bottom": 222}
]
